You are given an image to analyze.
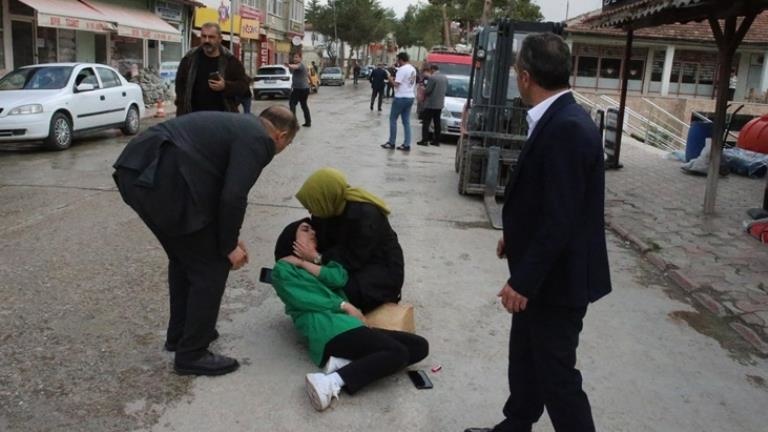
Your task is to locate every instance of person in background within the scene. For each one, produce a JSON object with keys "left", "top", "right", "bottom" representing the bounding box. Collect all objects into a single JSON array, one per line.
[
  {"left": 311, "top": 61, "right": 319, "bottom": 75},
  {"left": 271, "top": 219, "right": 428, "bottom": 412},
  {"left": 369, "top": 63, "right": 388, "bottom": 112},
  {"left": 381, "top": 52, "right": 417, "bottom": 152},
  {"left": 174, "top": 22, "right": 250, "bottom": 116},
  {"left": 286, "top": 53, "right": 312, "bottom": 127},
  {"left": 353, "top": 61, "right": 361, "bottom": 86},
  {"left": 238, "top": 75, "right": 253, "bottom": 114},
  {"left": 417, "top": 64, "right": 447, "bottom": 147},
  {"left": 386, "top": 64, "right": 397, "bottom": 98}
]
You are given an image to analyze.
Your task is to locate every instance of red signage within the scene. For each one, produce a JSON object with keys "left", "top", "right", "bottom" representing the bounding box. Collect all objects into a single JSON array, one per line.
[
  {"left": 240, "top": 4, "right": 263, "bottom": 23},
  {"left": 260, "top": 36, "right": 269, "bottom": 66}
]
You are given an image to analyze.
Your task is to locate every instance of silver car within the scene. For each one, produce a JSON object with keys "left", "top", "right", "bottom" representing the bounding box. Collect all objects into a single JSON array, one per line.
[
  {"left": 440, "top": 75, "right": 470, "bottom": 137},
  {"left": 320, "top": 67, "right": 344, "bottom": 86}
]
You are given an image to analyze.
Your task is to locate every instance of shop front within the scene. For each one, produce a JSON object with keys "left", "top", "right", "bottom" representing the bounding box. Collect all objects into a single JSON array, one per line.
[{"left": 239, "top": 3, "right": 262, "bottom": 76}]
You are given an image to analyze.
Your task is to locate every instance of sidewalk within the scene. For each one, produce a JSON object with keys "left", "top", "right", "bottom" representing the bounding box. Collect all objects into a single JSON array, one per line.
[{"left": 605, "top": 137, "right": 768, "bottom": 355}]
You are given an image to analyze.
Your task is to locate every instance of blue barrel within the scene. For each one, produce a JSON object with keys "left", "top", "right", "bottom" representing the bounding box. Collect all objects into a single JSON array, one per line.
[{"left": 685, "top": 121, "right": 713, "bottom": 162}]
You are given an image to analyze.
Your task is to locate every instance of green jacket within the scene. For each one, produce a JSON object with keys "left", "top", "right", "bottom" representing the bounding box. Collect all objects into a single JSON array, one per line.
[{"left": 272, "top": 260, "right": 364, "bottom": 365}]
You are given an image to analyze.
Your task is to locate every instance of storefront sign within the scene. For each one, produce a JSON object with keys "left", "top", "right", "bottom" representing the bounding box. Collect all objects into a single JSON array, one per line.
[
  {"left": 289, "top": 21, "right": 303, "bottom": 34},
  {"left": 275, "top": 41, "right": 291, "bottom": 54},
  {"left": 118, "top": 25, "right": 182, "bottom": 43},
  {"left": 260, "top": 38, "right": 269, "bottom": 66},
  {"left": 155, "top": 1, "right": 184, "bottom": 22},
  {"left": 38, "top": 13, "right": 114, "bottom": 33},
  {"left": 240, "top": 4, "right": 263, "bottom": 23},
  {"left": 195, "top": 7, "right": 241, "bottom": 33},
  {"left": 240, "top": 19, "right": 259, "bottom": 39}
]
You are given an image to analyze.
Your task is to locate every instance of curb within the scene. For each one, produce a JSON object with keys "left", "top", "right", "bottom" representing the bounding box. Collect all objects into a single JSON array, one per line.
[{"left": 606, "top": 218, "right": 768, "bottom": 356}]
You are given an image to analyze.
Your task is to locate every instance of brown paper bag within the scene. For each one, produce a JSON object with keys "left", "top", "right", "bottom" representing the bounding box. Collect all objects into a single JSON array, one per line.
[{"left": 364, "top": 303, "right": 415, "bottom": 333}]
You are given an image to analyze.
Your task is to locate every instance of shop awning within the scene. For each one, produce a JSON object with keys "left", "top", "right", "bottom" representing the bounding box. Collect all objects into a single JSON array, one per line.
[
  {"left": 18, "top": 0, "right": 115, "bottom": 33},
  {"left": 82, "top": 0, "right": 182, "bottom": 43}
]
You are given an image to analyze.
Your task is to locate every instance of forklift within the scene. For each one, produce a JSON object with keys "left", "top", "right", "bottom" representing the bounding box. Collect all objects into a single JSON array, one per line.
[{"left": 455, "top": 19, "right": 565, "bottom": 229}]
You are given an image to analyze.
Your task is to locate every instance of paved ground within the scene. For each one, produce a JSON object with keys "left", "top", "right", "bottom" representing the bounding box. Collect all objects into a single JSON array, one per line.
[
  {"left": 605, "top": 137, "right": 768, "bottom": 355},
  {"left": 1, "top": 83, "right": 767, "bottom": 432}
]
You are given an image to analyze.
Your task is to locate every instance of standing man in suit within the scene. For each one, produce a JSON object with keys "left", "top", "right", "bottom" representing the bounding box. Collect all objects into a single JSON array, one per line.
[
  {"left": 417, "top": 64, "right": 447, "bottom": 147},
  {"left": 369, "top": 63, "right": 389, "bottom": 111},
  {"left": 113, "top": 107, "right": 299, "bottom": 376},
  {"left": 465, "top": 33, "right": 611, "bottom": 432}
]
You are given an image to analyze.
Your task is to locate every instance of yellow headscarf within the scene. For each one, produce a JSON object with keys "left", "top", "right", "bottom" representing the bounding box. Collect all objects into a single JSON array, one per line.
[{"left": 295, "top": 168, "right": 391, "bottom": 218}]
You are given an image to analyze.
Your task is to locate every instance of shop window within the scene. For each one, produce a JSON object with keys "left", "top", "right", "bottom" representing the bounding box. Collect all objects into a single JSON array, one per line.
[
  {"left": 671, "top": 62, "right": 681, "bottom": 82},
  {"left": 268, "top": 0, "right": 285, "bottom": 16},
  {"left": 37, "top": 27, "right": 58, "bottom": 64},
  {"left": 650, "top": 50, "right": 665, "bottom": 81},
  {"left": 627, "top": 59, "right": 644, "bottom": 81},
  {"left": 161, "top": 41, "right": 183, "bottom": 63},
  {"left": 599, "top": 58, "right": 621, "bottom": 79},
  {"left": 111, "top": 36, "right": 144, "bottom": 77},
  {"left": 58, "top": 30, "right": 77, "bottom": 62},
  {"left": 97, "top": 67, "right": 121, "bottom": 88},
  {"left": 699, "top": 63, "right": 715, "bottom": 85},
  {"left": 577, "top": 57, "right": 598, "bottom": 77},
  {"left": 291, "top": 0, "right": 304, "bottom": 22}
]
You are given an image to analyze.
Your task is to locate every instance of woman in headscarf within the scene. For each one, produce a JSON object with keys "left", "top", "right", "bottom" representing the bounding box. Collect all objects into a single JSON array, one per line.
[
  {"left": 272, "top": 219, "right": 428, "bottom": 411},
  {"left": 293, "top": 168, "right": 404, "bottom": 313}
]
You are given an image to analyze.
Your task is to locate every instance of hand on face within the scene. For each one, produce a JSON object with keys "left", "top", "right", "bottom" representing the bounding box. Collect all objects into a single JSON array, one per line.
[{"left": 293, "top": 222, "right": 319, "bottom": 261}]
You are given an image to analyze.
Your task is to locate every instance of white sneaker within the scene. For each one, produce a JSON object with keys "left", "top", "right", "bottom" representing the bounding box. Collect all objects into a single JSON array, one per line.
[
  {"left": 322, "top": 356, "right": 352, "bottom": 374},
  {"left": 305, "top": 372, "right": 341, "bottom": 411}
]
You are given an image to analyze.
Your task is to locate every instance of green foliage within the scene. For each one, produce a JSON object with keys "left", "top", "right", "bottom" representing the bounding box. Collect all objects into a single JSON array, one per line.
[
  {"left": 305, "top": 0, "right": 396, "bottom": 50},
  {"left": 394, "top": 4, "right": 442, "bottom": 49}
]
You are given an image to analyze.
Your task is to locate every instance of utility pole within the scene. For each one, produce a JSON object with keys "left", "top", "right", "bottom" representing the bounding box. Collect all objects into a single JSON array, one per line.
[
  {"left": 333, "top": 0, "right": 339, "bottom": 66},
  {"left": 230, "top": 0, "right": 238, "bottom": 49}
]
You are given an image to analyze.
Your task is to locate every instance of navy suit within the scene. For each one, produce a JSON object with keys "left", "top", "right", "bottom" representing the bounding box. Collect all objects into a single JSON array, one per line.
[{"left": 497, "top": 92, "right": 611, "bottom": 432}]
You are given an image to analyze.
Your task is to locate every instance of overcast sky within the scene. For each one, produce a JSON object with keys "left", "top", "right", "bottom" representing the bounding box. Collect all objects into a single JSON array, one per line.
[{"left": 377, "top": 0, "right": 604, "bottom": 21}]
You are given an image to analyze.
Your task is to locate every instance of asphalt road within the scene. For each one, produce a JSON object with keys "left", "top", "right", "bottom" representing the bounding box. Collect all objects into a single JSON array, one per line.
[{"left": 1, "top": 83, "right": 766, "bottom": 432}]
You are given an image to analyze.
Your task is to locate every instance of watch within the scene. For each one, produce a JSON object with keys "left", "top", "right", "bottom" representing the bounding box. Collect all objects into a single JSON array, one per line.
[{"left": 312, "top": 254, "right": 322, "bottom": 265}]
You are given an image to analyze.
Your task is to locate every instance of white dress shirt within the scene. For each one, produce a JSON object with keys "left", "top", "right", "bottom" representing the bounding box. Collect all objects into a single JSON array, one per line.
[{"left": 525, "top": 89, "right": 571, "bottom": 139}]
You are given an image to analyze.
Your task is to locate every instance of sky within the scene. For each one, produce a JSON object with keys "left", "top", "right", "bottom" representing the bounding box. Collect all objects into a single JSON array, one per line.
[{"left": 378, "top": 0, "right": 604, "bottom": 21}]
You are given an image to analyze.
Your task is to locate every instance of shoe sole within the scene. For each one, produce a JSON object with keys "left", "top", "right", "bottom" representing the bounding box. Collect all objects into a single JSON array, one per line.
[
  {"left": 174, "top": 362, "right": 239, "bottom": 376},
  {"left": 305, "top": 375, "right": 329, "bottom": 411}
]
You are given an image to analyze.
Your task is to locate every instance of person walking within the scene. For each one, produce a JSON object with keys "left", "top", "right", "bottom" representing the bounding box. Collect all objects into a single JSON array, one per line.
[
  {"left": 381, "top": 53, "right": 417, "bottom": 152},
  {"left": 386, "top": 64, "right": 397, "bottom": 98},
  {"left": 464, "top": 33, "right": 611, "bottom": 432},
  {"left": 286, "top": 53, "right": 312, "bottom": 127},
  {"left": 353, "top": 61, "right": 361, "bottom": 86},
  {"left": 174, "top": 22, "right": 250, "bottom": 116},
  {"left": 369, "top": 64, "right": 388, "bottom": 112},
  {"left": 417, "top": 64, "right": 447, "bottom": 147},
  {"left": 238, "top": 77, "right": 253, "bottom": 114},
  {"left": 112, "top": 107, "right": 299, "bottom": 376}
]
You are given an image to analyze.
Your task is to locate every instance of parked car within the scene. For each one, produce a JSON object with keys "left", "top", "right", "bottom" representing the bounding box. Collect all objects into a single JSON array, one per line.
[
  {"left": 159, "top": 61, "right": 180, "bottom": 85},
  {"left": 320, "top": 67, "right": 344, "bottom": 86},
  {"left": 252, "top": 65, "right": 292, "bottom": 99},
  {"left": 0, "top": 63, "right": 145, "bottom": 150},
  {"left": 440, "top": 74, "right": 470, "bottom": 137},
  {"left": 358, "top": 65, "right": 374, "bottom": 78}
]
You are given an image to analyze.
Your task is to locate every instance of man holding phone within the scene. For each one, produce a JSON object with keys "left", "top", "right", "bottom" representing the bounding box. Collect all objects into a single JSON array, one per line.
[{"left": 175, "top": 22, "right": 250, "bottom": 116}]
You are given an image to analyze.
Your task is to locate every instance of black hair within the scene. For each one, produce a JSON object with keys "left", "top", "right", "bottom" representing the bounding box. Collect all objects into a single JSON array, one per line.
[
  {"left": 274, "top": 218, "right": 312, "bottom": 261},
  {"left": 396, "top": 52, "right": 409, "bottom": 62},
  {"left": 516, "top": 33, "right": 572, "bottom": 91}
]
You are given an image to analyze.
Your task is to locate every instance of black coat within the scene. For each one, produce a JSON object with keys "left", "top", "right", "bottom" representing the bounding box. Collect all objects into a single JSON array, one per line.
[
  {"left": 113, "top": 112, "right": 275, "bottom": 256},
  {"left": 502, "top": 93, "right": 611, "bottom": 307},
  {"left": 313, "top": 202, "right": 404, "bottom": 313},
  {"left": 369, "top": 68, "right": 388, "bottom": 91}
]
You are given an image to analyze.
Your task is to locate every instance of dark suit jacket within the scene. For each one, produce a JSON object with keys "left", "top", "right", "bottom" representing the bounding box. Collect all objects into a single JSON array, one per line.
[
  {"left": 502, "top": 92, "right": 611, "bottom": 307},
  {"left": 174, "top": 47, "right": 251, "bottom": 116},
  {"left": 369, "top": 68, "right": 388, "bottom": 91},
  {"left": 113, "top": 112, "right": 275, "bottom": 256}
]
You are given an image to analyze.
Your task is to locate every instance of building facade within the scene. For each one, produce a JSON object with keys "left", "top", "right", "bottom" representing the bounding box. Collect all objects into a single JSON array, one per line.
[{"left": 0, "top": 0, "right": 201, "bottom": 76}]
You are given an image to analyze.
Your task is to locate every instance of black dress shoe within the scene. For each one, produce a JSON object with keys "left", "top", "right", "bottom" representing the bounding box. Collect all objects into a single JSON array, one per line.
[
  {"left": 416, "top": 140, "right": 429, "bottom": 146},
  {"left": 302, "top": 123, "right": 311, "bottom": 127},
  {"left": 464, "top": 428, "right": 493, "bottom": 432},
  {"left": 165, "top": 329, "right": 219, "bottom": 352},
  {"left": 430, "top": 142, "right": 440, "bottom": 146},
  {"left": 174, "top": 351, "right": 239, "bottom": 376}
]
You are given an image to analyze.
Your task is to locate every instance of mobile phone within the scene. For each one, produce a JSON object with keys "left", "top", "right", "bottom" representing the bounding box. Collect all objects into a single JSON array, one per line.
[
  {"left": 407, "top": 370, "right": 433, "bottom": 390},
  {"left": 208, "top": 71, "right": 221, "bottom": 80},
  {"left": 259, "top": 267, "right": 273, "bottom": 284}
]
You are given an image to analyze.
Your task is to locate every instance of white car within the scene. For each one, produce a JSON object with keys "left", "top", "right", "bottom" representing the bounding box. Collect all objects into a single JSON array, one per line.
[
  {"left": 0, "top": 63, "right": 145, "bottom": 150},
  {"left": 320, "top": 67, "right": 345, "bottom": 86},
  {"left": 441, "top": 75, "right": 470, "bottom": 137},
  {"left": 252, "top": 65, "right": 292, "bottom": 99}
]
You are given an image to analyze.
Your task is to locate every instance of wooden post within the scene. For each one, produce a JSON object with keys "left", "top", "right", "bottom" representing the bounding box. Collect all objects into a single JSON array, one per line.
[
  {"left": 705, "top": 13, "right": 757, "bottom": 214},
  {"left": 611, "top": 27, "right": 633, "bottom": 169}
]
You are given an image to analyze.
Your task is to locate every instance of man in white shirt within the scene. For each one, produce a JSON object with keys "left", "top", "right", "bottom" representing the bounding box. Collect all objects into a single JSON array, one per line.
[{"left": 381, "top": 52, "right": 417, "bottom": 151}]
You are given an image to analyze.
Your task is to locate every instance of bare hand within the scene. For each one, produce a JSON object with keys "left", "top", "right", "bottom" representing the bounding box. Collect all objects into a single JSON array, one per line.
[
  {"left": 498, "top": 283, "right": 528, "bottom": 314},
  {"left": 238, "top": 240, "right": 249, "bottom": 262},
  {"left": 208, "top": 77, "right": 225, "bottom": 91},
  {"left": 341, "top": 301, "right": 367, "bottom": 325},
  {"left": 496, "top": 237, "right": 506, "bottom": 259},
  {"left": 293, "top": 239, "right": 319, "bottom": 262},
  {"left": 228, "top": 246, "right": 248, "bottom": 270},
  {"left": 280, "top": 255, "right": 304, "bottom": 267}
]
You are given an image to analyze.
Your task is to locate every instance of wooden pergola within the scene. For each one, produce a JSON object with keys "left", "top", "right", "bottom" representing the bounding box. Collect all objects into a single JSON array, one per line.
[{"left": 585, "top": 0, "right": 768, "bottom": 215}]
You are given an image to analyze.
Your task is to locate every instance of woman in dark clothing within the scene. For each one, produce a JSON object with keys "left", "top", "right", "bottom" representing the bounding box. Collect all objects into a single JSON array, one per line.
[
  {"left": 272, "top": 219, "right": 428, "bottom": 411},
  {"left": 294, "top": 168, "right": 405, "bottom": 313}
]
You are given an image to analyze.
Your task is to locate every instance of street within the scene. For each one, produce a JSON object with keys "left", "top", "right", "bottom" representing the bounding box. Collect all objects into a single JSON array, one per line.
[{"left": 1, "top": 83, "right": 767, "bottom": 432}]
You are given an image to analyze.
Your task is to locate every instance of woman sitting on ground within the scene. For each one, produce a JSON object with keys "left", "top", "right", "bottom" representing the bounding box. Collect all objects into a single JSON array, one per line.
[
  {"left": 272, "top": 218, "right": 428, "bottom": 411},
  {"left": 293, "top": 167, "right": 404, "bottom": 313}
]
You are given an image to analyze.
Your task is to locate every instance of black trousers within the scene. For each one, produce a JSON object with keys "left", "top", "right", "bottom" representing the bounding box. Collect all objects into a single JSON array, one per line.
[
  {"left": 153, "top": 223, "right": 231, "bottom": 362},
  {"left": 324, "top": 327, "right": 428, "bottom": 394},
  {"left": 421, "top": 108, "right": 442, "bottom": 144},
  {"left": 289, "top": 88, "right": 311, "bottom": 125},
  {"left": 370, "top": 88, "right": 384, "bottom": 110},
  {"left": 386, "top": 83, "right": 394, "bottom": 98},
  {"left": 495, "top": 303, "right": 595, "bottom": 432}
]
